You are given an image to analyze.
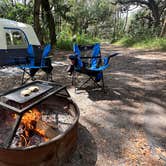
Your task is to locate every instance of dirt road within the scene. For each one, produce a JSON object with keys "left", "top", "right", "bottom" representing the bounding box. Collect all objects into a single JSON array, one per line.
[
  {"left": 0, "top": 45, "right": 165, "bottom": 165},
  {"left": 62, "top": 45, "right": 166, "bottom": 166}
]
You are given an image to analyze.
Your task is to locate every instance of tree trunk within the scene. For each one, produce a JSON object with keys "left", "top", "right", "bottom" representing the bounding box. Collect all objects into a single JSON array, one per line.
[
  {"left": 23, "top": 0, "right": 27, "bottom": 6},
  {"left": 113, "top": 9, "right": 117, "bottom": 42},
  {"left": 72, "top": 20, "right": 77, "bottom": 35},
  {"left": 42, "top": 0, "right": 56, "bottom": 47},
  {"left": 11, "top": 0, "right": 15, "bottom": 6},
  {"left": 123, "top": 9, "right": 128, "bottom": 32},
  {"left": 34, "top": 0, "right": 43, "bottom": 45},
  {"left": 147, "top": 0, "right": 160, "bottom": 26},
  {"left": 160, "top": 18, "right": 166, "bottom": 37}
]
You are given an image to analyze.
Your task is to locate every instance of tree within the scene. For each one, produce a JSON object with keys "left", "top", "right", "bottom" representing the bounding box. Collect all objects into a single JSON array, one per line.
[
  {"left": 0, "top": 0, "right": 33, "bottom": 24},
  {"left": 41, "top": 0, "right": 56, "bottom": 47},
  {"left": 34, "top": 0, "right": 43, "bottom": 44},
  {"left": 160, "top": 18, "right": 166, "bottom": 37},
  {"left": 115, "top": 0, "right": 166, "bottom": 26}
]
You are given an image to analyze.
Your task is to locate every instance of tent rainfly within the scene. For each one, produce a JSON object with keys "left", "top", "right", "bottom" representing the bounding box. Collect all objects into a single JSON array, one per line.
[{"left": 0, "top": 18, "right": 40, "bottom": 67}]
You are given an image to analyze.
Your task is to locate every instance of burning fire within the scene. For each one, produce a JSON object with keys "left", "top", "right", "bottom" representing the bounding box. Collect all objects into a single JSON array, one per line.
[
  {"left": 12, "top": 113, "right": 17, "bottom": 119},
  {"left": 20, "top": 108, "right": 49, "bottom": 145},
  {"left": 11, "top": 107, "right": 58, "bottom": 148}
]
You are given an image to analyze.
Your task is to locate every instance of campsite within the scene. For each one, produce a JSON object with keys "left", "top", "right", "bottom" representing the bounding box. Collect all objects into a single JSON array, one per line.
[{"left": 0, "top": 0, "right": 166, "bottom": 165}]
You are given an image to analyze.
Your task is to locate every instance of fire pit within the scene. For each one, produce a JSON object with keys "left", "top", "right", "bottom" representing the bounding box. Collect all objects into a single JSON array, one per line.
[{"left": 0, "top": 81, "right": 79, "bottom": 166}]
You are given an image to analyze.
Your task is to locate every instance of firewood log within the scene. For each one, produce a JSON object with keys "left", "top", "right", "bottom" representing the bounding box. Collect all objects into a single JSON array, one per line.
[{"left": 36, "top": 120, "right": 60, "bottom": 139}]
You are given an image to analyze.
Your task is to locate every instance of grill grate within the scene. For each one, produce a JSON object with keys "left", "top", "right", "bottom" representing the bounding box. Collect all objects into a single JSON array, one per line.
[
  {"left": 0, "top": 80, "right": 69, "bottom": 113},
  {"left": 2, "top": 82, "right": 53, "bottom": 104}
]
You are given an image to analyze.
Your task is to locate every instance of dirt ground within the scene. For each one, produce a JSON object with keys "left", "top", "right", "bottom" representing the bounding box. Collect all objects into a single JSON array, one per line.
[{"left": 0, "top": 44, "right": 166, "bottom": 165}]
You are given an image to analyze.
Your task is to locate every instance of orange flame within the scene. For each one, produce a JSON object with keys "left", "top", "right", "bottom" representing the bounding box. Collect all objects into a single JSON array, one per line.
[
  {"left": 12, "top": 113, "right": 17, "bottom": 119},
  {"left": 21, "top": 108, "right": 41, "bottom": 125},
  {"left": 21, "top": 108, "right": 48, "bottom": 141}
]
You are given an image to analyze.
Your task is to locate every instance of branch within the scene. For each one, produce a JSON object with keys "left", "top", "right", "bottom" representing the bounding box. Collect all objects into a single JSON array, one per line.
[
  {"left": 128, "top": 5, "right": 139, "bottom": 11},
  {"left": 117, "top": 0, "right": 150, "bottom": 7},
  {"left": 156, "top": 0, "right": 162, "bottom": 6},
  {"left": 159, "top": 1, "right": 166, "bottom": 16}
]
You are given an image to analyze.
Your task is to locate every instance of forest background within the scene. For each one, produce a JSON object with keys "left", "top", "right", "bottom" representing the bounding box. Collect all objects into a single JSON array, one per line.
[{"left": 0, "top": 0, "right": 166, "bottom": 50}]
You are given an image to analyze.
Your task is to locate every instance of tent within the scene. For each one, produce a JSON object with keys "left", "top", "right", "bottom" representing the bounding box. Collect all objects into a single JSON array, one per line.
[{"left": 0, "top": 18, "right": 40, "bottom": 66}]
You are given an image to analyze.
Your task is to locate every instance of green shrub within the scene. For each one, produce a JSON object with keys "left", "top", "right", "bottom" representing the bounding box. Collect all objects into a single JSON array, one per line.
[
  {"left": 115, "top": 37, "right": 136, "bottom": 47},
  {"left": 133, "top": 38, "right": 166, "bottom": 50},
  {"left": 115, "top": 37, "right": 166, "bottom": 50},
  {"left": 56, "top": 32, "right": 100, "bottom": 50}
]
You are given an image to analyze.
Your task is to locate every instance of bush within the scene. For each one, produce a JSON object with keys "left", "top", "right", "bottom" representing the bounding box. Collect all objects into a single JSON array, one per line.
[
  {"left": 56, "top": 31, "right": 100, "bottom": 50},
  {"left": 115, "top": 37, "right": 166, "bottom": 50},
  {"left": 115, "top": 37, "right": 138, "bottom": 47},
  {"left": 133, "top": 38, "right": 166, "bottom": 50}
]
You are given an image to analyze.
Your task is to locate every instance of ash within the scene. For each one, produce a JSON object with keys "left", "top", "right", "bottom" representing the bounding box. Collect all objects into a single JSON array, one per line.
[{"left": 41, "top": 104, "right": 75, "bottom": 132}]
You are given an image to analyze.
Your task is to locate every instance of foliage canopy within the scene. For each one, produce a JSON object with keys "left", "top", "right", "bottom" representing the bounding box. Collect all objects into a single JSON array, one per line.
[{"left": 0, "top": 0, "right": 165, "bottom": 49}]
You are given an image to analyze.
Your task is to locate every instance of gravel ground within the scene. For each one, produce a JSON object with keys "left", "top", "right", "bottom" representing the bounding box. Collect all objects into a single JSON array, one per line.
[{"left": 0, "top": 44, "right": 165, "bottom": 165}]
